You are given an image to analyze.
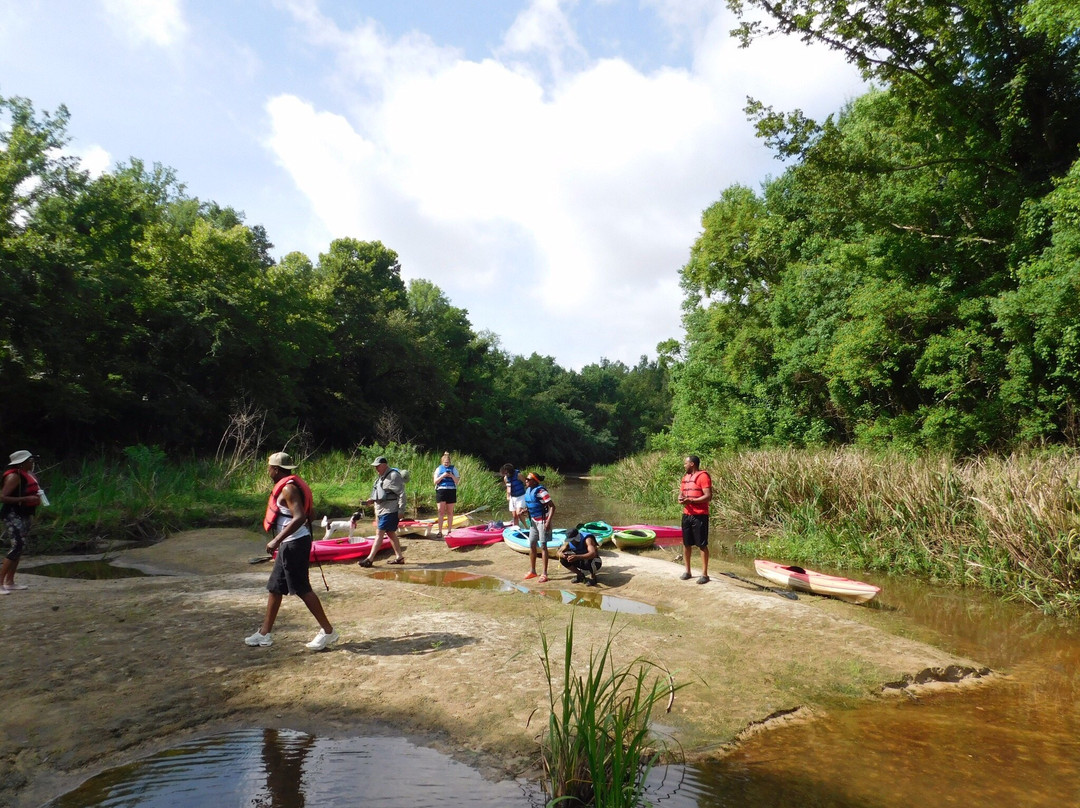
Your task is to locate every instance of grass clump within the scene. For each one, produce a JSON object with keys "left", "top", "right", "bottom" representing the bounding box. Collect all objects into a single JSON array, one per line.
[{"left": 536, "top": 616, "right": 681, "bottom": 808}]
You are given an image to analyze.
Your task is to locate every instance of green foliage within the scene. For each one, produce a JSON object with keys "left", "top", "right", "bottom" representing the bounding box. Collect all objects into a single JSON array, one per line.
[
  {"left": 669, "top": 2, "right": 1080, "bottom": 454},
  {"left": 0, "top": 94, "right": 671, "bottom": 468}
]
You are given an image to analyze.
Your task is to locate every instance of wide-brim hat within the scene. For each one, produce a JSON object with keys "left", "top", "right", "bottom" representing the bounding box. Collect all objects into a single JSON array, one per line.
[
  {"left": 8, "top": 450, "right": 33, "bottom": 466},
  {"left": 267, "top": 451, "right": 298, "bottom": 470}
]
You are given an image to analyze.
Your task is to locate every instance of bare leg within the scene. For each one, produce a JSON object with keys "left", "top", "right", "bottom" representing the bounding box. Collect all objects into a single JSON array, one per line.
[
  {"left": 259, "top": 592, "right": 283, "bottom": 635},
  {"left": 701, "top": 546, "right": 710, "bottom": 577},
  {"left": 683, "top": 548, "right": 693, "bottom": 577},
  {"left": 385, "top": 530, "right": 403, "bottom": 561},
  {"left": 0, "top": 556, "right": 14, "bottom": 586},
  {"left": 529, "top": 546, "right": 538, "bottom": 576},
  {"left": 299, "top": 591, "right": 333, "bottom": 634},
  {"left": 446, "top": 502, "right": 455, "bottom": 531},
  {"left": 364, "top": 534, "right": 384, "bottom": 563},
  {"left": 436, "top": 502, "right": 448, "bottom": 535}
]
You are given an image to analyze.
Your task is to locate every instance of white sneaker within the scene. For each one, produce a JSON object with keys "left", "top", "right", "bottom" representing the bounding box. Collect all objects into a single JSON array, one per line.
[
  {"left": 0, "top": 586, "right": 9, "bottom": 595},
  {"left": 305, "top": 628, "right": 340, "bottom": 651},
  {"left": 245, "top": 631, "right": 273, "bottom": 647},
  {"left": 7, "top": 583, "right": 27, "bottom": 590}
]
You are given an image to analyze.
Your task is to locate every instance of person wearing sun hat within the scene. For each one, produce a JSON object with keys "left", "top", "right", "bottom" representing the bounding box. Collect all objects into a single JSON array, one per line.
[
  {"left": 245, "top": 451, "right": 339, "bottom": 651},
  {"left": 0, "top": 450, "right": 42, "bottom": 594}
]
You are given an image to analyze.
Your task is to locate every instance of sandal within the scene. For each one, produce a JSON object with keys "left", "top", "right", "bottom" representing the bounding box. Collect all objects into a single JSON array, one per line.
[{"left": 388, "top": 557, "right": 406, "bottom": 565}]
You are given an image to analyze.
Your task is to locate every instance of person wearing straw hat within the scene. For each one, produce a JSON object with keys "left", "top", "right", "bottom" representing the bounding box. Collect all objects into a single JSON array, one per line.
[
  {"left": 0, "top": 450, "right": 42, "bottom": 594},
  {"left": 245, "top": 452, "right": 339, "bottom": 650}
]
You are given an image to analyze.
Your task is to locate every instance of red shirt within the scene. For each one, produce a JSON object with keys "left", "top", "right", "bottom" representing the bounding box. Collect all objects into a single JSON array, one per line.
[{"left": 681, "top": 471, "right": 711, "bottom": 516}]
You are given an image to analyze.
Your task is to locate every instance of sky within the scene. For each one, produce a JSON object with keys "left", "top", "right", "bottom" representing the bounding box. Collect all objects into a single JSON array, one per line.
[{"left": 0, "top": 0, "right": 864, "bottom": 369}]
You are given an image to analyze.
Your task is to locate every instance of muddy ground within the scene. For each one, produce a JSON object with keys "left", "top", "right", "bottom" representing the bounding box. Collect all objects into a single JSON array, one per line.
[{"left": 1, "top": 527, "right": 993, "bottom": 806}]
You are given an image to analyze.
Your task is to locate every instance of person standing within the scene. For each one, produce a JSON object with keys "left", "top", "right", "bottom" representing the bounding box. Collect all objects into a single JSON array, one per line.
[
  {"left": 523, "top": 472, "right": 555, "bottom": 582},
  {"left": 0, "top": 450, "right": 42, "bottom": 594},
  {"left": 501, "top": 463, "right": 527, "bottom": 527},
  {"left": 245, "top": 452, "right": 339, "bottom": 650},
  {"left": 433, "top": 452, "right": 460, "bottom": 538},
  {"left": 357, "top": 456, "right": 406, "bottom": 567},
  {"left": 679, "top": 455, "right": 712, "bottom": 584},
  {"left": 558, "top": 526, "right": 602, "bottom": 586}
]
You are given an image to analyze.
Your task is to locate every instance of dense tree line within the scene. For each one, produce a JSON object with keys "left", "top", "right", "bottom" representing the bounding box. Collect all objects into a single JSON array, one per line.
[
  {"left": 668, "top": 0, "right": 1080, "bottom": 454},
  {"left": 0, "top": 96, "right": 670, "bottom": 468}
]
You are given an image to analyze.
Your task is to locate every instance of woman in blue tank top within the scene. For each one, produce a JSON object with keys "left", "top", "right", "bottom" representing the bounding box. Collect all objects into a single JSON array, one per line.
[{"left": 433, "top": 452, "right": 460, "bottom": 537}]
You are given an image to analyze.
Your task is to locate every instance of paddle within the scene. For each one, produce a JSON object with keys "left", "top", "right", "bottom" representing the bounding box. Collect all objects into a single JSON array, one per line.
[{"left": 718, "top": 570, "right": 799, "bottom": 600}]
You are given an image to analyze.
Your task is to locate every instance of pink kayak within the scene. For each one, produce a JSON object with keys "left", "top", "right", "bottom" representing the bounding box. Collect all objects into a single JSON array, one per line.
[
  {"left": 309, "top": 535, "right": 380, "bottom": 562},
  {"left": 754, "top": 559, "right": 881, "bottom": 604},
  {"left": 614, "top": 524, "right": 682, "bottom": 546},
  {"left": 445, "top": 522, "right": 509, "bottom": 549}
]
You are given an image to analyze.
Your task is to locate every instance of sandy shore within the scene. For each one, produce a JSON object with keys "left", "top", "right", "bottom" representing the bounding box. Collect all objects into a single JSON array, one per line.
[{"left": 1, "top": 528, "right": 992, "bottom": 807}]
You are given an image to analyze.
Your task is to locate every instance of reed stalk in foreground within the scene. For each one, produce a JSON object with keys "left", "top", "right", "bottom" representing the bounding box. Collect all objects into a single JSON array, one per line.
[{"left": 536, "top": 617, "right": 681, "bottom": 808}]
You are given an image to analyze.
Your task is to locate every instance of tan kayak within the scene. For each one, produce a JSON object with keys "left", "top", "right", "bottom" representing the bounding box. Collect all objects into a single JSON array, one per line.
[{"left": 754, "top": 559, "right": 881, "bottom": 604}]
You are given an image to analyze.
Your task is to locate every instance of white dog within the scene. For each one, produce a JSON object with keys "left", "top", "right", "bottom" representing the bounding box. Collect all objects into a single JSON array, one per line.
[{"left": 321, "top": 515, "right": 358, "bottom": 541}]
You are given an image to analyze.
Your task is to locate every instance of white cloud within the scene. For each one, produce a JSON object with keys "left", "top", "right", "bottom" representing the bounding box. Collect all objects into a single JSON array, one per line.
[
  {"left": 71, "top": 144, "right": 112, "bottom": 178},
  {"left": 264, "top": 3, "right": 864, "bottom": 368},
  {"left": 100, "top": 0, "right": 187, "bottom": 48}
]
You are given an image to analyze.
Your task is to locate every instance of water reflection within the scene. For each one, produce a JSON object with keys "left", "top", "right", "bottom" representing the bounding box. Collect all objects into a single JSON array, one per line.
[
  {"left": 369, "top": 568, "right": 660, "bottom": 614},
  {"left": 44, "top": 729, "right": 536, "bottom": 807},
  {"left": 25, "top": 560, "right": 152, "bottom": 579}
]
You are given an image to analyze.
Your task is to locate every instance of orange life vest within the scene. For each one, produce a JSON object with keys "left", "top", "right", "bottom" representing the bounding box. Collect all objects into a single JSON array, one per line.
[
  {"left": 680, "top": 470, "right": 711, "bottom": 516},
  {"left": 263, "top": 474, "right": 314, "bottom": 534}
]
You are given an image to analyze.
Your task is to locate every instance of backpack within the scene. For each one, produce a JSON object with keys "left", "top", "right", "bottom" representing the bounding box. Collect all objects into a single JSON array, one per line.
[{"left": 392, "top": 468, "right": 410, "bottom": 512}]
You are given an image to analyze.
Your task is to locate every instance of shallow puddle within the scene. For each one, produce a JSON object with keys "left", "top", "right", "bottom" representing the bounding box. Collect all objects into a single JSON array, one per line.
[
  {"left": 24, "top": 560, "right": 154, "bottom": 580},
  {"left": 42, "top": 728, "right": 537, "bottom": 807},
  {"left": 369, "top": 568, "right": 660, "bottom": 614}
]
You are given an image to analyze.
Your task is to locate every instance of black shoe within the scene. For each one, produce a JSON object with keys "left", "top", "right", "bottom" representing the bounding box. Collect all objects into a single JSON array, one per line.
[
  {"left": 574, "top": 572, "right": 585, "bottom": 584},
  {"left": 585, "top": 579, "right": 598, "bottom": 587},
  {"left": 679, "top": 571, "right": 692, "bottom": 581}
]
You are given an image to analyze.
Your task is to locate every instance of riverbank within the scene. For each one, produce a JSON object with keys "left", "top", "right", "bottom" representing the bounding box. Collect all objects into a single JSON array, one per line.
[{"left": 2, "top": 528, "right": 992, "bottom": 807}]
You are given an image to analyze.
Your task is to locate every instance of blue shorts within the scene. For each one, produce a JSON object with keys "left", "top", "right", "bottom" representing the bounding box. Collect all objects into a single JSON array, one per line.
[{"left": 378, "top": 512, "right": 400, "bottom": 532}]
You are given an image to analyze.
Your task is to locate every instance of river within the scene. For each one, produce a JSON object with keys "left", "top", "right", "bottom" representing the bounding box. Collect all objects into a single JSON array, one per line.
[{"left": 562, "top": 476, "right": 1080, "bottom": 807}]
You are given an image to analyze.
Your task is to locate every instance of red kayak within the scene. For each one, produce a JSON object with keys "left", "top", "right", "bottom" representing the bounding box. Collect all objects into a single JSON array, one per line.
[
  {"left": 614, "top": 524, "right": 682, "bottom": 546},
  {"left": 445, "top": 522, "right": 509, "bottom": 549}
]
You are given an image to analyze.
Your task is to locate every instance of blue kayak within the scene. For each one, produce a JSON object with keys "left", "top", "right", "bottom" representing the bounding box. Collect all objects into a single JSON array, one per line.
[{"left": 502, "top": 526, "right": 568, "bottom": 554}]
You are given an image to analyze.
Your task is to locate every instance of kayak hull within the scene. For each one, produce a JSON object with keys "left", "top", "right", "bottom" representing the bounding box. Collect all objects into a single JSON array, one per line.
[
  {"left": 612, "top": 528, "right": 656, "bottom": 550},
  {"left": 445, "top": 522, "right": 508, "bottom": 549},
  {"left": 503, "top": 526, "right": 567, "bottom": 555},
  {"left": 614, "top": 524, "right": 681, "bottom": 547},
  {"left": 754, "top": 559, "right": 881, "bottom": 604},
  {"left": 396, "top": 513, "right": 470, "bottom": 537}
]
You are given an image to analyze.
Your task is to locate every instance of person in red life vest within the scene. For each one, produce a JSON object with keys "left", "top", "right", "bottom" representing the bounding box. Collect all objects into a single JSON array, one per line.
[
  {"left": 245, "top": 452, "right": 339, "bottom": 650},
  {"left": 678, "top": 455, "right": 712, "bottom": 584},
  {"left": 523, "top": 472, "right": 555, "bottom": 582},
  {"left": 0, "top": 450, "right": 42, "bottom": 594}
]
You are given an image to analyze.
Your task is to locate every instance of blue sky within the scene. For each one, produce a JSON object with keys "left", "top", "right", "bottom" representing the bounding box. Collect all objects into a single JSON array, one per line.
[{"left": 0, "top": 0, "right": 864, "bottom": 369}]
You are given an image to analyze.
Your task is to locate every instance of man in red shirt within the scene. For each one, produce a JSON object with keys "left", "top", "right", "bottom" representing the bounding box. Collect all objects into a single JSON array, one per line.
[{"left": 678, "top": 455, "right": 712, "bottom": 584}]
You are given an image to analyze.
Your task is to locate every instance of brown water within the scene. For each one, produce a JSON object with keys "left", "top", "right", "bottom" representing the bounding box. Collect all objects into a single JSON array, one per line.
[{"left": 369, "top": 567, "right": 661, "bottom": 614}]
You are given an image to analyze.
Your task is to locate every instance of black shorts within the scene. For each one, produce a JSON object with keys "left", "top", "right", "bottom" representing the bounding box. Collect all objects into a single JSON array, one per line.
[
  {"left": 267, "top": 536, "right": 313, "bottom": 597},
  {"left": 682, "top": 514, "right": 709, "bottom": 549},
  {"left": 435, "top": 488, "right": 457, "bottom": 504}
]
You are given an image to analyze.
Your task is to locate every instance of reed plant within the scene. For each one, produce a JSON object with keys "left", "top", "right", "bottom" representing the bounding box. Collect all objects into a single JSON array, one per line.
[
  {"left": 536, "top": 616, "right": 680, "bottom": 808},
  {"left": 602, "top": 447, "right": 1080, "bottom": 613}
]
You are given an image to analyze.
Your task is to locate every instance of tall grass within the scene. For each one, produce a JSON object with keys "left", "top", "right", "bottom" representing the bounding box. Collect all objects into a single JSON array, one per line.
[
  {"left": 30, "top": 444, "right": 562, "bottom": 552},
  {"left": 537, "top": 617, "right": 680, "bottom": 808},
  {"left": 602, "top": 447, "right": 1080, "bottom": 614}
]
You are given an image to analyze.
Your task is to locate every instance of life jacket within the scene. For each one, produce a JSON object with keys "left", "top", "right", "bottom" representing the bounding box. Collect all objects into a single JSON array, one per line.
[
  {"left": 681, "top": 470, "right": 711, "bottom": 515},
  {"left": 1, "top": 468, "right": 40, "bottom": 517},
  {"left": 524, "top": 485, "right": 550, "bottom": 519},
  {"left": 566, "top": 532, "right": 592, "bottom": 556},
  {"left": 263, "top": 474, "right": 314, "bottom": 534},
  {"left": 506, "top": 470, "right": 525, "bottom": 497}
]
